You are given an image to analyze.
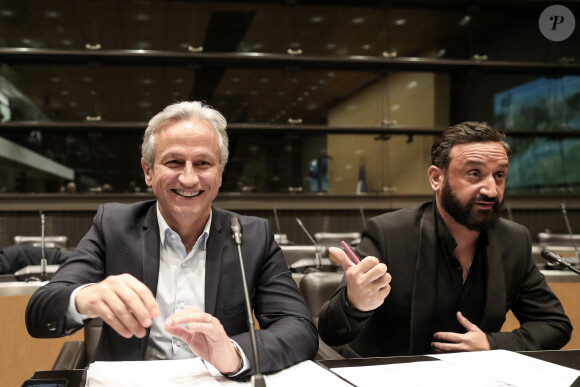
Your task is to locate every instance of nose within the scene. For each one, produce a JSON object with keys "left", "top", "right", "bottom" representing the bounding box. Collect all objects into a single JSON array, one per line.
[
  {"left": 178, "top": 163, "right": 199, "bottom": 187},
  {"left": 480, "top": 174, "right": 498, "bottom": 198}
]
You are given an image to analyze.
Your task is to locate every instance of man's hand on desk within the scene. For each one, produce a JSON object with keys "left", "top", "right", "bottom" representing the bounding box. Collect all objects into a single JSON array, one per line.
[
  {"left": 75, "top": 273, "right": 160, "bottom": 339},
  {"left": 165, "top": 308, "right": 242, "bottom": 375},
  {"left": 431, "top": 311, "right": 491, "bottom": 353},
  {"left": 329, "top": 247, "right": 391, "bottom": 312}
]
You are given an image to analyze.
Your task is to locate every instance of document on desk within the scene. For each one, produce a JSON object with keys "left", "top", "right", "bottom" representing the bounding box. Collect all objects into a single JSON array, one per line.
[
  {"left": 330, "top": 350, "right": 580, "bottom": 387},
  {"left": 331, "top": 359, "right": 509, "bottom": 387},
  {"left": 85, "top": 358, "right": 350, "bottom": 387},
  {"left": 432, "top": 350, "right": 580, "bottom": 387}
]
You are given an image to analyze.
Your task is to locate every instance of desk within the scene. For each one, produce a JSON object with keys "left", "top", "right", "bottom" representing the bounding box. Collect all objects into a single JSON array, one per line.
[
  {"left": 26, "top": 351, "right": 580, "bottom": 387},
  {"left": 318, "top": 350, "right": 580, "bottom": 371},
  {"left": 0, "top": 277, "right": 84, "bottom": 387}
]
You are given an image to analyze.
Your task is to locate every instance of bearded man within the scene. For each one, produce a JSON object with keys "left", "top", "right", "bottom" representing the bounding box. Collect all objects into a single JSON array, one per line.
[{"left": 319, "top": 122, "right": 572, "bottom": 357}]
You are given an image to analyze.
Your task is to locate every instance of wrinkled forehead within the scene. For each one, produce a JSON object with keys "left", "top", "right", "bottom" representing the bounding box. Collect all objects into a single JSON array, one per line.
[{"left": 449, "top": 141, "right": 509, "bottom": 167}]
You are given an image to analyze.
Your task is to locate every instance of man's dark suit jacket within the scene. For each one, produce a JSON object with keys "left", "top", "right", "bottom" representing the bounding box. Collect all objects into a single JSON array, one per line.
[
  {"left": 319, "top": 201, "right": 572, "bottom": 357},
  {"left": 26, "top": 201, "right": 318, "bottom": 377}
]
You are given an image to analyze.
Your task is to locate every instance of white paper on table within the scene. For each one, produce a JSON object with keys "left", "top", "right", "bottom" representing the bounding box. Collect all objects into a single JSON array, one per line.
[
  {"left": 264, "top": 360, "right": 352, "bottom": 387},
  {"left": 432, "top": 349, "right": 580, "bottom": 387},
  {"left": 331, "top": 359, "right": 510, "bottom": 387},
  {"left": 85, "top": 358, "right": 348, "bottom": 387},
  {"left": 85, "top": 358, "right": 222, "bottom": 387}
]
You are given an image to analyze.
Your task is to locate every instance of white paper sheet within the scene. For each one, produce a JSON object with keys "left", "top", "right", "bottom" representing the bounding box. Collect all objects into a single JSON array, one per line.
[
  {"left": 331, "top": 359, "right": 509, "bottom": 387},
  {"left": 432, "top": 349, "right": 580, "bottom": 387},
  {"left": 85, "top": 359, "right": 350, "bottom": 387},
  {"left": 331, "top": 350, "right": 580, "bottom": 387}
]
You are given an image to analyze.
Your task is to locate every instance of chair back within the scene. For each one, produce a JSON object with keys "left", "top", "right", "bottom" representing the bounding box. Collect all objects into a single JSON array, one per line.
[
  {"left": 299, "top": 271, "right": 343, "bottom": 327},
  {"left": 14, "top": 235, "right": 68, "bottom": 249}
]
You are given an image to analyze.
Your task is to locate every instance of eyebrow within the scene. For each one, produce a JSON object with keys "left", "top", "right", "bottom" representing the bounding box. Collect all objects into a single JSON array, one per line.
[{"left": 463, "top": 160, "right": 509, "bottom": 169}]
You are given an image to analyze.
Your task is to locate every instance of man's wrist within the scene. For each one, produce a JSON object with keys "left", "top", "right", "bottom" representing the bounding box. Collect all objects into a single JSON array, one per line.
[{"left": 223, "top": 343, "right": 243, "bottom": 377}]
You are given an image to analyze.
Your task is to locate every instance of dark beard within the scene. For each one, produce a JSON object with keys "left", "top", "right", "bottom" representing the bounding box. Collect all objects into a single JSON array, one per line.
[{"left": 440, "top": 177, "right": 503, "bottom": 232}]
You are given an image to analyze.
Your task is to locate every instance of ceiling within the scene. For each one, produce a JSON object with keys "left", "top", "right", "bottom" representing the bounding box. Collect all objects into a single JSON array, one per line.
[{"left": 1, "top": 0, "right": 568, "bottom": 126}]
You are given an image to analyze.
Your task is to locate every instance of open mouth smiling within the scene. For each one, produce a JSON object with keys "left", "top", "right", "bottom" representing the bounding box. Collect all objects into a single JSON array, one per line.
[{"left": 173, "top": 189, "right": 202, "bottom": 198}]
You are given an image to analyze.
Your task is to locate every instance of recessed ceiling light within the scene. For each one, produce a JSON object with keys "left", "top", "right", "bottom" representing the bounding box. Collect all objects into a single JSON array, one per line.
[
  {"left": 395, "top": 18, "right": 406, "bottom": 26},
  {"left": 459, "top": 15, "right": 471, "bottom": 26},
  {"left": 362, "top": 44, "right": 372, "bottom": 50},
  {"left": 325, "top": 43, "right": 337, "bottom": 49},
  {"left": 1, "top": 10, "right": 16, "bottom": 17},
  {"left": 83, "top": 77, "right": 93, "bottom": 82},
  {"left": 61, "top": 90, "right": 69, "bottom": 96},
  {"left": 391, "top": 104, "right": 401, "bottom": 111},
  {"left": 50, "top": 77, "right": 60, "bottom": 83},
  {"left": 45, "top": 10, "right": 61, "bottom": 18},
  {"left": 351, "top": 17, "right": 365, "bottom": 24},
  {"left": 309, "top": 16, "right": 324, "bottom": 23},
  {"left": 260, "top": 78, "right": 269, "bottom": 83},
  {"left": 407, "top": 81, "right": 418, "bottom": 89},
  {"left": 135, "top": 13, "right": 150, "bottom": 21},
  {"left": 174, "top": 78, "right": 184, "bottom": 84}
]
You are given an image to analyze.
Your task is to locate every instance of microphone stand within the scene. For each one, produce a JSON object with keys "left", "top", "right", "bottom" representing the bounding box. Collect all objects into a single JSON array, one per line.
[
  {"left": 230, "top": 218, "right": 267, "bottom": 387},
  {"left": 295, "top": 218, "right": 322, "bottom": 270},
  {"left": 541, "top": 248, "right": 580, "bottom": 276},
  {"left": 560, "top": 203, "right": 579, "bottom": 259},
  {"left": 40, "top": 210, "right": 48, "bottom": 281}
]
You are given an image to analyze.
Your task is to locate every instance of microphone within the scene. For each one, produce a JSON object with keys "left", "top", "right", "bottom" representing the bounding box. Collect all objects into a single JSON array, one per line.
[
  {"left": 229, "top": 217, "right": 266, "bottom": 387},
  {"left": 541, "top": 249, "right": 580, "bottom": 275},
  {"left": 295, "top": 218, "right": 322, "bottom": 270},
  {"left": 40, "top": 210, "right": 48, "bottom": 281},
  {"left": 560, "top": 203, "right": 579, "bottom": 259},
  {"left": 14, "top": 210, "right": 59, "bottom": 282}
]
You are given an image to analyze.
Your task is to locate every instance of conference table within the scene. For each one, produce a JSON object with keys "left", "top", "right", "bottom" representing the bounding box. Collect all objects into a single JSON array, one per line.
[{"left": 27, "top": 350, "right": 580, "bottom": 387}]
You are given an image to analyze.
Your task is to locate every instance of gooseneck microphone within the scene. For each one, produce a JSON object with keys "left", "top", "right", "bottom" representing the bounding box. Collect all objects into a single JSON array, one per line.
[
  {"left": 230, "top": 217, "right": 266, "bottom": 387},
  {"left": 541, "top": 248, "right": 580, "bottom": 276},
  {"left": 39, "top": 210, "right": 48, "bottom": 281},
  {"left": 560, "top": 203, "right": 579, "bottom": 259},
  {"left": 295, "top": 218, "right": 322, "bottom": 270}
]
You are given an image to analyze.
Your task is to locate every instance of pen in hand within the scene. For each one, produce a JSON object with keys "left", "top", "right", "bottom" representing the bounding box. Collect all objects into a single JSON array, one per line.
[{"left": 340, "top": 240, "right": 361, "bottom": 264}]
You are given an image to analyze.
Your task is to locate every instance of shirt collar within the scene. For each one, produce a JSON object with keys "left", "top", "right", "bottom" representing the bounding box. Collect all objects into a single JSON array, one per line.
[{"left": 156, "top": 202, "right": 212, "bottom": 250}]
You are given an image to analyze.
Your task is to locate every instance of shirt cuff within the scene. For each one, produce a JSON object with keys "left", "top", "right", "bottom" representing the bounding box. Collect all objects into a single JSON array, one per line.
[
  {"left": 222, "top": 339, "right": 250, "bottom": 377},
  {"left": 66, "top": 283, "right": 92, "bottom": 327}
]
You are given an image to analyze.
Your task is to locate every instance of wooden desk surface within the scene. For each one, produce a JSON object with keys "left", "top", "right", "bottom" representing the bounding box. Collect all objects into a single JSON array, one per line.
[{"left": 1, "top": 293, "right": 84, "bottom": 387}]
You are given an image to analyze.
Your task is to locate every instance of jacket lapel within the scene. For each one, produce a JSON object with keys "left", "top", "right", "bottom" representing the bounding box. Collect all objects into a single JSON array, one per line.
[
  {"left": 480, "top": 232, "right": 506, "bottom": 330},
  {"left": 139, "top": 203, "right": 161, "bottom": 359},
  {"left": 141, "top": 204, "right": 161, "bottom": 296},
  {"left": 205, "top": 207, "right": 225, "bottom": 316},
  {"left": 409, "top": 203, "right": 439, "bottom": 354}
]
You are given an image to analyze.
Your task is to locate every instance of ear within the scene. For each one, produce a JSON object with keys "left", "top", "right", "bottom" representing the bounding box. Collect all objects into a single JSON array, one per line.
[
  {"left": 428, "top": 165, "right": 444, "bottom": 192},
  {"left": 141, "top": 157, "right": 153, "bottom": 187}
]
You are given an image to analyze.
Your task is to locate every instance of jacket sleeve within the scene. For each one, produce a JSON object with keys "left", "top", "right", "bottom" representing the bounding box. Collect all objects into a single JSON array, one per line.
[
  {"left": 318, "top": 217, "right": 381, "bottom": 347},
  {"left": 488, "top": 263, "right": 572, "bottom": 350},
  {"left": 25, "top": 205, "right": 108, "bottom": 338},
  {"left": 487, "top": 227, "right": 572, "bottom": 350}
]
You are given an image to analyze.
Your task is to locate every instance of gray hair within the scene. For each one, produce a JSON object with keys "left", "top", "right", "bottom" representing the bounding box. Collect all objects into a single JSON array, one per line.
[{"left": 141, "top": 101, "right": 229, "bottom": 170}]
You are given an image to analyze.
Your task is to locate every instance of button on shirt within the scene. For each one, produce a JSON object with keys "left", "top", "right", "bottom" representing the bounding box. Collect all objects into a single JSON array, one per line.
[{"left": 146, "top": 205, "right": 210, "bottom": 360}]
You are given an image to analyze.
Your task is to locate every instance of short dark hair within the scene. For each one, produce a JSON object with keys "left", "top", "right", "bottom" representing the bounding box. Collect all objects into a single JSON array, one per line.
[{"left": 430, "top": 122, "right": 511, "bottom": 170}]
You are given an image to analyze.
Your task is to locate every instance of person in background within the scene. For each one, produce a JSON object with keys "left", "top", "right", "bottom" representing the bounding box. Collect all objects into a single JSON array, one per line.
[
  {"left": 319, "top": 122, "right": 572, "bottom": 357},
  {"left": 26, "top": 101, "right": 318, "bottom": 378}
]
